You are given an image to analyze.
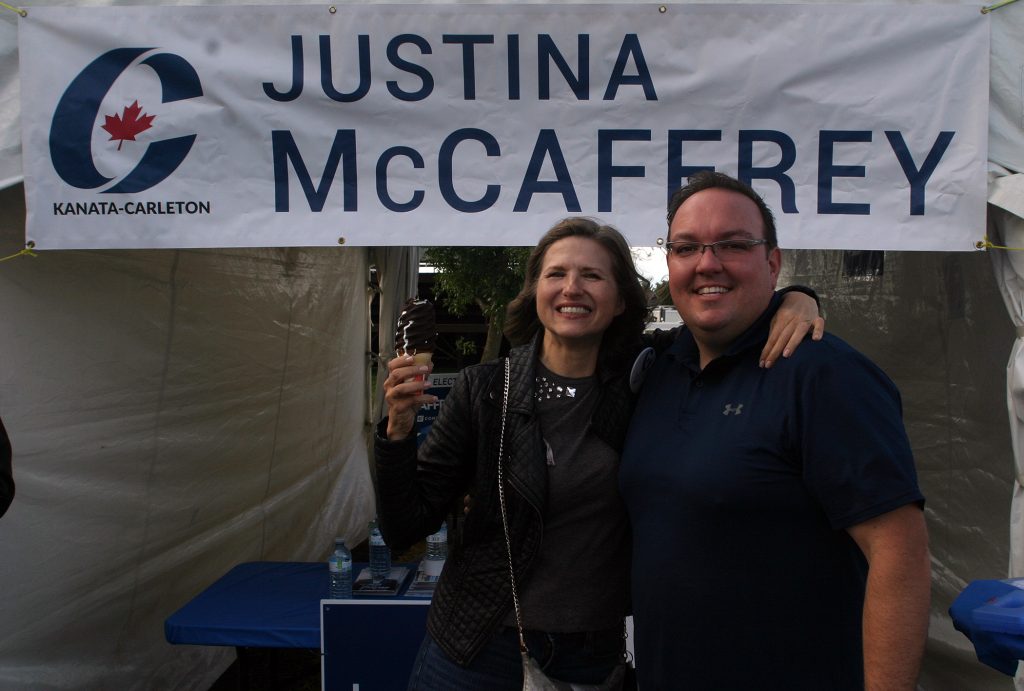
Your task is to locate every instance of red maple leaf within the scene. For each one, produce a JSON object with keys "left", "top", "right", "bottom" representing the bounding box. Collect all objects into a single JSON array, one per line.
[{"left": 101, "top": 100, "right": 156, "bottom": 151}]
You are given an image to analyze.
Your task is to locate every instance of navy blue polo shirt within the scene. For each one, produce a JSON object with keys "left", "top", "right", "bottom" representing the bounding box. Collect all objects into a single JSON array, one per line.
[{"left": 619, "top": 293, "right": 923, "bottom": 691}]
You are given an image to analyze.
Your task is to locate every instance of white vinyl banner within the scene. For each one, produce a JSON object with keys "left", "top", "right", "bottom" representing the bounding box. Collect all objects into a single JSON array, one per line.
[{"left": 19, "top": 4, "right": 988, "bottom": 250}]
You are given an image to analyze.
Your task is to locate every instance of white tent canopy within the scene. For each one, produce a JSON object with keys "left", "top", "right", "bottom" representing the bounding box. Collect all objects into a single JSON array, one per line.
[{"left": 1, "top": 1, "right": 1023, "bottom": 689}]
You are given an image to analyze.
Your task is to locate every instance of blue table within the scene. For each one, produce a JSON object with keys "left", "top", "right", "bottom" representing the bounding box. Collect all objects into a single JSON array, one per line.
[
  {"left": 165, "top": 561, "right": 431, "bottom": 689},
  {"left": 165, "top": 561, "right": 329, "bottom": 648}
]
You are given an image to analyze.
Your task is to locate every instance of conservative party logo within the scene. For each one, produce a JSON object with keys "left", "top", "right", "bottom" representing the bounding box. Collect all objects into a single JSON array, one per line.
[{"left": 49, "top": 47, "right": 203, "bottom": 194}]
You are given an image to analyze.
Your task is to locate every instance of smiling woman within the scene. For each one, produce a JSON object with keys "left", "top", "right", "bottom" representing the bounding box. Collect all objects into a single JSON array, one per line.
[
  {"left": 504, "top": 218, "right": 652, "bottom": 376},
  {"left": 533, "top": 235, "right": 625, "bottom": 373},
  {"left": 375, "top": 216, "right": 650, "bottom": 690}
]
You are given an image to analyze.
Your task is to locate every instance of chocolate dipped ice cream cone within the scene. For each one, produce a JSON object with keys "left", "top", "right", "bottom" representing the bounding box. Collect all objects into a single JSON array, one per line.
[{"left": 395, "top": 298, "right": 437, "bottom": 381}]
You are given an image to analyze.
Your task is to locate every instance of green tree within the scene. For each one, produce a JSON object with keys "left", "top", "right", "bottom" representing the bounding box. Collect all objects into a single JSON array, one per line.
[
  {"left": 652, "top": 278, "right": 671, "bottom": 305},
  {"left": 424, "top": 247, "right": 530, "bottom": 363}
]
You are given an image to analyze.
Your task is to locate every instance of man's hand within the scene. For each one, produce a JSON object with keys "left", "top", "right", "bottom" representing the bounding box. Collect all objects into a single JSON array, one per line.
[
  {"left": 847, "top": 503, "right": 931, "bottom": 691},
  {"left": 761, "top": 291, "right": 825, "bottom": 368}
]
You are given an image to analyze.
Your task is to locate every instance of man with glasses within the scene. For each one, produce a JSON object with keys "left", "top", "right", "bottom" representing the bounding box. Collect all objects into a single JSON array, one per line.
[{"left": 619, "top": 171, "right": 930, "bottom": 690}]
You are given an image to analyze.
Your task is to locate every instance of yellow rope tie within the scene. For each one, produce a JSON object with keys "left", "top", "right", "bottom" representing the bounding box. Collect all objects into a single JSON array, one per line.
[
  {"left": 0, "top": 246, "right": 38, "bottom": 262},
  {"left": 0, "top": 1, "right": 27, "bottom": 17},
  {"left": 981, "top": 0, "right": 1019, "bottom": 13},
  {"left": 975, "top": 237, "right": 1024, "bottom": 251}
]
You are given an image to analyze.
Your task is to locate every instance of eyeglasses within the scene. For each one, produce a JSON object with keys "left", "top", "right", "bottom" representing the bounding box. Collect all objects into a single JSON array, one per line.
[{"left": 665, "top": 238, "right": 769, "bottom": 260}]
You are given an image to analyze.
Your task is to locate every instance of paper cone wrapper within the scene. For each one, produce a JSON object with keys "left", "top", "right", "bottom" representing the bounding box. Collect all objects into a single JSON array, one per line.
[{"left": 401, "top": 350, "right": 432, "bottom": 382}]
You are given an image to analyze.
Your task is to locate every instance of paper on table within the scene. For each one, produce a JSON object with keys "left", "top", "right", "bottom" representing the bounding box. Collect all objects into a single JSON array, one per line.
[
  {"left": 405, "top": 562, "right": 442, "bottom": 598},
  {"left": 352, "top": 566, "right": 410, "bottom": 596}
]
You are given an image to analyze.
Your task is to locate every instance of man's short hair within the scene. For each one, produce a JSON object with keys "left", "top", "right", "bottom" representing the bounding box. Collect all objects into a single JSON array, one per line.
[{"left": 667, "top": 171, "right": 778, "bottom": 249}]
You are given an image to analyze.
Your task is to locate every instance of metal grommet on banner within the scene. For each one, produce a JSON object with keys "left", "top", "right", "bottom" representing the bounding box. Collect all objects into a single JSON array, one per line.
[
  {"left": 656, "top": 237, "right": 665, "bottom": 247},
  {"left": 329, "top": 5, "right": 337, "bottom": 14},
  {"left": 976, "top": 236, "right": 1024, "bottom": 252},
  {"left": 659, "top": 6, "right": 668, "bottom": 13},
  {"left": 338, "top": 237, "right": 346, "bottom": 245}
]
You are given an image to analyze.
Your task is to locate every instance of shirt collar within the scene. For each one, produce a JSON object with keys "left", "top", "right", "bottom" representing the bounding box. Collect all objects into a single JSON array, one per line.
[{"left": 668, "top": 292, "right": 784, "bottom": 370}]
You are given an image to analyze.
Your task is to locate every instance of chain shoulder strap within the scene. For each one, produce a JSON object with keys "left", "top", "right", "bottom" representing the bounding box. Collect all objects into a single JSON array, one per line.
[{"left": 495, "top": 357, "right": 529, "bottom": 652}]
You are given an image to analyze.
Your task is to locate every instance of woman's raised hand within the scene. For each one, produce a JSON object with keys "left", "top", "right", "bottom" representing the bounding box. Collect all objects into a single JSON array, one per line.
[
  {"left": 761, "top": 292, "right": 825, "bottom": 368},
  {"left": 383, "top": 354, "right": 438, "bottom": 440}
]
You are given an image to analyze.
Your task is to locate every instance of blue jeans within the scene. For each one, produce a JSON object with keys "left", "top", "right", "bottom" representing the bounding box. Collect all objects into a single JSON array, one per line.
[{"left": 408, "top": 625, "right": 624, "bottom": 690}]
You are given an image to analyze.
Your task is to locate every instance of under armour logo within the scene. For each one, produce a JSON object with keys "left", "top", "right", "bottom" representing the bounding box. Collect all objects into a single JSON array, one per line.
[{"left": 722, "top": 403, "right": 744, "bottom": 416}]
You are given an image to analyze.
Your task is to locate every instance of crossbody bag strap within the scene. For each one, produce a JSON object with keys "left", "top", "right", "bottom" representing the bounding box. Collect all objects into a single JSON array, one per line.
[{"left": 495, "top": 357, "right": 530, "bottom": 653}]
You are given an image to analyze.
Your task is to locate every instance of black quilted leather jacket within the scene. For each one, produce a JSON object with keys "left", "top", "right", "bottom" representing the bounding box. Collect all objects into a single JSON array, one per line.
[{"left": 374, "top": 334, "right": 635, "bottom": 666}]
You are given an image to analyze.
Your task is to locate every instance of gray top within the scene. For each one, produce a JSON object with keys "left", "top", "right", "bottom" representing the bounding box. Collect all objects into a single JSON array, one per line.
[{"left": 507, "top": 362, "right": 630, "bottom": 632}]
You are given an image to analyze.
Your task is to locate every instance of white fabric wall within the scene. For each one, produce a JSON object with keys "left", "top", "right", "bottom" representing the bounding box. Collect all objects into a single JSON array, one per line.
[
  {"left": 988, "top": 172, "right": 1024, "bottom": 581},
  {"left": 1, "top": 0, "right": 1023, "bottom": 688},
  {"left": 0, "top": 182, "right": 376, "bottom": 689},
  {"left": 986, "top": 173, "right": 1024, "bottom": 690}
]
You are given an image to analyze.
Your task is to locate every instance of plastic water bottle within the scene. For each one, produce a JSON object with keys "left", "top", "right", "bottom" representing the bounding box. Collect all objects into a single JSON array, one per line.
[
  {"left": 328, "top": 538, "right": 352, "bottom": 598},
  {"left": 369, "top": 518, "right": 391, "bottom": 585},
  {"left": 426, "top": 521, "right": 448, "bottom": 560},
  {"left": 423, "top": 522, "right": 447, "bottom": 576}
]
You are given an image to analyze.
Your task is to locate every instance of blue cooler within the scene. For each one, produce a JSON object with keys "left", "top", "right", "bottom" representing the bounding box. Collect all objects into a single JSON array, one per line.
[{"left": 950, "top": 578, "right": 1024, "bottom": 675}]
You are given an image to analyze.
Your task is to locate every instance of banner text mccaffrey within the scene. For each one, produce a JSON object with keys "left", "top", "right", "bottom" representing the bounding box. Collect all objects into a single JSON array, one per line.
[{"left": 271, "top": 128, "right": 955, "bottom": 216}]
